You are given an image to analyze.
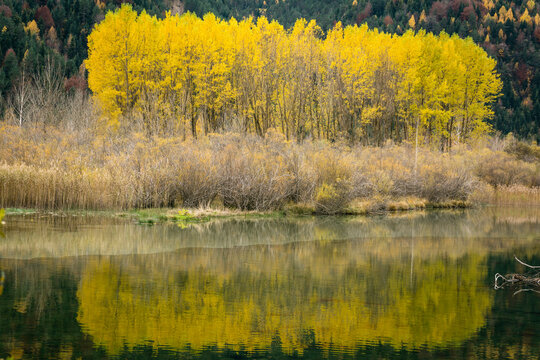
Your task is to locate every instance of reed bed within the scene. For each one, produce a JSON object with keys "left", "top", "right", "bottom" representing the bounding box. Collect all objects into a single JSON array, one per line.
[
  {"left": 0, "top": 124, "right": 538, "bottom": 213},
  {"left": 474, "top": 185, "right": 540, "bottom": 206}
]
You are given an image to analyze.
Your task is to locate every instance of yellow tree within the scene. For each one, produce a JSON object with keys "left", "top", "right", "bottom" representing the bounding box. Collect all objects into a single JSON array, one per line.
[
  {"left": 276, "top": 19, "right": 322, "bottom": 141},
  {"left": 451, "top": 36, "right": 501, "bottom": 142},
  {"left": 408, "top": 15, "right": 416, "bottom": 28},
  {"left": 132, "top": 11, "right": 164, "bottom": 134},
  {"left": 85, "top": 7, "right": 502, "bottom": 145},
  {"left": 191, "top": 14, "right": 235, "bottom": 135},
  {"left": 87, "top": 4, "right": 141, "bottom": 125}
]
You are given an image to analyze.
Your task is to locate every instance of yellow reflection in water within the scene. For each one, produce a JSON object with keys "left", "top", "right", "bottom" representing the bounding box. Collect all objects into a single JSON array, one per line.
[{"left": 77, "top": 241, "right": 492, "bottom": 355}]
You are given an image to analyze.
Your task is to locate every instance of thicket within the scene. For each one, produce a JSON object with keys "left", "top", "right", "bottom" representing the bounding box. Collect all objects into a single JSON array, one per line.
[
  {"left": 87, "top": 5, "right": 500, "bottom": 149},
  {"left": 0, "top": 115, "right": 538, "bottom": 214}
]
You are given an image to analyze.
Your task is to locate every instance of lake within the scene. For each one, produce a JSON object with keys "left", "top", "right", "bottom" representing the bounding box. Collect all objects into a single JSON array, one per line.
[{"left": 0, "top": 207, "right": 539, "bottom": 359}]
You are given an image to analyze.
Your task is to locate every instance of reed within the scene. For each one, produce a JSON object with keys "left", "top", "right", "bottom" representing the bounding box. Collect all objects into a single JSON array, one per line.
[{"left": 475, "top": 185, "right": 540, "bottom": 206}]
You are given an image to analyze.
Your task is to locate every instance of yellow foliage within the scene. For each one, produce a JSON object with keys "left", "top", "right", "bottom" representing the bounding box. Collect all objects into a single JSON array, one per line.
[
  {"left": 95, "top": 0, "right": 105, "bottom": 10},
  {"left": 408, "top": 14, "right": 416, "bottom": 28},
  {"left": 506, "top": 7, "right": 515, "bottom": 21},
  {"left": 419, "top": 10, "right": 427, "bottom": 23},
  {"left": 76, "top": 252, "right": 492, "bottom": 355},
  {"left": 314, "top": 180, "right": 352, "bottom": 214},
  {"left": 498, "top": 6, "right": 507, "bottom": 22},
  {"left": 86, "top": 6, "right": 500, "bottom": 146},
  {"left": 483, "top": 0, "right": 495, "bottom": 11},
  {"left": 24, "top": 20, "right": 39, "bottom": 37},
  {"left": 520, "top": 9, "right": 533, "bottom": 24}
]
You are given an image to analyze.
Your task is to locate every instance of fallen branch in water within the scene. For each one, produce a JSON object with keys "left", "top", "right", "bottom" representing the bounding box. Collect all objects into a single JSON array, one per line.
[
  {"left": 494, "top": 256, "right": 540, "bottom": 295},
  {"left": 514, "top": 255, "right": 540, "bottom": 269}
]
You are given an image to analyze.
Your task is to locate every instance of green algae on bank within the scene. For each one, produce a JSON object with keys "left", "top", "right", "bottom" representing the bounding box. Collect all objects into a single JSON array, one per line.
[
  {"left": 1, "top": 198, "right": 474, "bottom": 226},
  {"left": 286, "top": 197, "right": 472, "bottom": 216}
]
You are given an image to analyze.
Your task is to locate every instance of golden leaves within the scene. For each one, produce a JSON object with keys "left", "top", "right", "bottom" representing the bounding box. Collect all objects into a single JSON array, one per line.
[{"left": 87, "top": 6, "right": 501, "bottom": 145}]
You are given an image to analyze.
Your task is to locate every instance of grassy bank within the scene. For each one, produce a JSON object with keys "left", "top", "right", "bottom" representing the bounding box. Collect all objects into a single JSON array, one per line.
[
  {"left": 1, "top": 198, "right": 473, "bottom": 229},
  {"left": 0, "top": 124, "right": 539, "bottom": 215}
]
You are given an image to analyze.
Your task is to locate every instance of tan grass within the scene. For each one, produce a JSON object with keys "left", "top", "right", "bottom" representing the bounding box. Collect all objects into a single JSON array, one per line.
[
  {"left": 474, "top": 184, "right": 540, "bottom": 206},
  {"left": 0, "top": 124, "right": 538, "bottom": 212}
]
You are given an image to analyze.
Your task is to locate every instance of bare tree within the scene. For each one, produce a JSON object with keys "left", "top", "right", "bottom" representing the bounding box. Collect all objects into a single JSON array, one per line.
[
  {"left": 28, "top": 56, "right": 65, "bottom": 125},
  {"left": 10, "top": 65, "right": 31, "bottom": 126}
]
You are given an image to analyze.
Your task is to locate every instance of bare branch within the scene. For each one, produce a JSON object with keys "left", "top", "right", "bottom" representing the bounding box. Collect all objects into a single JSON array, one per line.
[
  {"left": 514, "top": 255, "right": 540, "bottom": 269},
  {"left": 513, "top": 288, "right": 540, "bottom": 296}
]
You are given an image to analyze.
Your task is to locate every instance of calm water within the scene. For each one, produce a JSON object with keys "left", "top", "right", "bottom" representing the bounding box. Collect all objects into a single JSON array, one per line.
[{"left": 0, "top": 207, "right": 539, "bottom": 359}]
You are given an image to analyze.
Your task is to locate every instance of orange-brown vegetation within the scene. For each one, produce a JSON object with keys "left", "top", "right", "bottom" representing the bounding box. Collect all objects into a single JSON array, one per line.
[{"left": 0, "top": 121, "right": 537, "bottom": 213}]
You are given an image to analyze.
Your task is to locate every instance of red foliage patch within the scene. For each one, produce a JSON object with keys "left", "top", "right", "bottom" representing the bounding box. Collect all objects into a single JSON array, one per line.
[
  {"left": 0, "top": 5, "right": 12, "bottom": 18},
  {"left": 356, "top": 2, "right": 372, "bottom": 24},
  {"left": 514, "top": 62, "right": 530, "bottom": 84},
  {"left": 450, "top": 0, "right": 467, "bottom": 13},
  {"left": 430, "top": 1, "right": 449, "bottom": 19},
  {"left": 64, "top": 76, "right": 88, "bottom": 92},
  {"left": 35, "top": 6, "right": 54, "bottom": 28},
  {"left": 460, "top": 5, "right": 477, "bottom": 21},
  {"left": 383, "top": 15, "right": 394, "bottom": 26}
]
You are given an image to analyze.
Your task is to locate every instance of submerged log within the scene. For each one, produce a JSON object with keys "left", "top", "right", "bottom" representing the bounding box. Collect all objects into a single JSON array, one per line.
[{"left": 494, "top": 256, "right": 540, "bottom": 294}]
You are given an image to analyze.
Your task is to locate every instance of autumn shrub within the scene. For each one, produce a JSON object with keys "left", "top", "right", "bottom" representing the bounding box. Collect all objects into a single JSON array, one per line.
[
  {"left": 103, "top": 136, "right": 181, "bottom": 208},
  {"left": 217, "top": 136, "right": 294, "bottom": 211},
  {"left": 314, "top": 180, "right": 352, "bottom": 215},
  {"left": 504, "top": 138, "right": 540, "bottom": 163},
  {"left": 310, "top": 147, "right": 353, "bottom": 186},
  {"left": 350, "top": 170, "right": 373, "bottom": 198},
  {"left": 176, "top": 145, "right": 220, "bottom": 208},
  {"left": 418, "top": 166, "right": 475, "bottom": 202},
  {"left": 357, "top": 145, "right": 416, "bottom": 197},
  {"left": 282, "top": 143, "right": 318, "bottom": 203},
  {"left": 1, "top": 123, "right": 538, "bottom": 211},
  {"left": 353, "top": 145, "right": 479, "bottom": 202},
  {"left": 475, "top": 151, "right": 536, "bottom": 187}
]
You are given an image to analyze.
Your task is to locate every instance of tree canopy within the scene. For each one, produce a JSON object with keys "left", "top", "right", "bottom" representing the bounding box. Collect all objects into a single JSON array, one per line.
[{"left": 87, "top": 5, "right": 501, "bottom": 147}]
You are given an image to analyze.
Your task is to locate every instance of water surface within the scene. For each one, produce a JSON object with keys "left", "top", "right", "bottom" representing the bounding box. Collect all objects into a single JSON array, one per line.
[{"left": 0, "top": 207, "right": 539, "bottom": 359}]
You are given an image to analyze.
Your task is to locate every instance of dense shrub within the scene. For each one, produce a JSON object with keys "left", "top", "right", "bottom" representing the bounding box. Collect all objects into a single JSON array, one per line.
[
  {"left": 314, "top": 180, "right": 352, "bottom": 215},
  {"left": 419, "top": 167, "right": 475, "bottom": 202},
  {"left": 504, "top": 139, "right": 540, "bottom": 163},
  {"left": 475, "top": 152, "right": 536, "bottom": 188},
  {"left": 0, "top": 124, "right": 538, "bottom": 212},
  {"left": 218, "top": 141, "right": 294, "bottom": 211}
]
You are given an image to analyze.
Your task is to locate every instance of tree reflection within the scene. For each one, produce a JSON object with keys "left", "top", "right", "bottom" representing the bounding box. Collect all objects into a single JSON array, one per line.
[{"left": 77, "top": 241, "right": 491, "bottom": 355}]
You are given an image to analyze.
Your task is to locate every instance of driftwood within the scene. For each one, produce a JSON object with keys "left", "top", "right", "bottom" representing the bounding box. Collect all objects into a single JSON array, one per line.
[{"left": 494, "top": 256, "right": 540, "bottom": 295}]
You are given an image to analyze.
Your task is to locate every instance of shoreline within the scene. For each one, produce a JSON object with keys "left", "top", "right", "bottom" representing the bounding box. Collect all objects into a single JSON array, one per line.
[{"left": 2, "top": 198, "right": 474, "bottom": 225}]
